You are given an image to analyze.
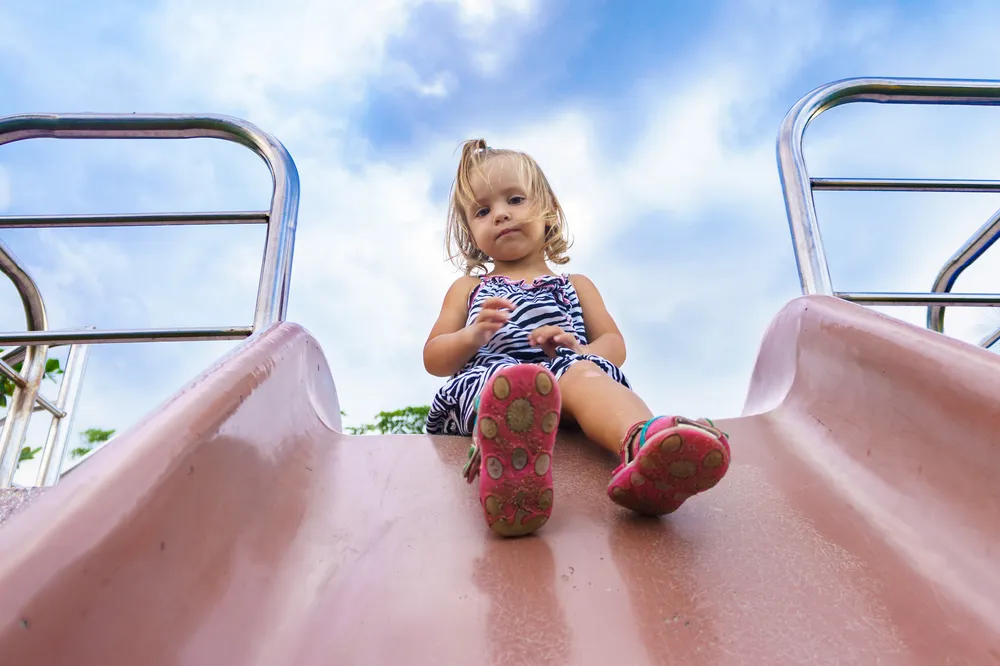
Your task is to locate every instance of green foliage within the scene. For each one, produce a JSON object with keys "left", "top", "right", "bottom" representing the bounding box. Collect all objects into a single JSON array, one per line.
[
  {"left": 342, "top": 405, "right": 429, "bottom": 435},
  {"left": 81, "top": 427, "right": 116, "bottom": 444},
  {"left": 71, "top": 428, "right": 116, "bottom": 459},
  {"left": 19, "top": 446, "right": 40, "bottom": 463},
  {"left": 0, "top": 349, "right": 63, "bottom": 409},
  {"left": 0, "top": 347, "right": 115, "bottom": 466},
  {"left": 13, "top": 428, "right": 115, "bottom": 464}
]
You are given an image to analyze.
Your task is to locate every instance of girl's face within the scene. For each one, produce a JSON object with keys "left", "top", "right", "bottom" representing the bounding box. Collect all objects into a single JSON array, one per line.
[{"left": 465, "top": 157, "right": 547, "bottom": 265}]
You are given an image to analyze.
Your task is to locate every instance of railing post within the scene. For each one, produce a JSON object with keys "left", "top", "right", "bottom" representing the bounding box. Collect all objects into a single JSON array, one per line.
[
  {"left": 927, "top": 206, "right": 1000, "bottom": 333},
  {"left": 0, "top": 239, "right": 48, "bottom": 488},
  {"left": 35, "top": 341, "right": 91, "bottom": 486},
  {"left": 0, "top": 361, "right": 46, "bottom": 487},
  {"left": 776, "top": 88, "right": 837, "bottom": 296}
]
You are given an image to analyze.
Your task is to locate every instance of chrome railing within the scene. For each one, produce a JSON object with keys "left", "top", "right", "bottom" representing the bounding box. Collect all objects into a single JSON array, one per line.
[
  {"left": 0, "top": 340, "right": 91, "bottom": 487},
  {"left": 777, "top": 77, "right": 1000, "bottom": 344},
  {"left": 0, "top": 114, "right": 300, "bottom": 487}
]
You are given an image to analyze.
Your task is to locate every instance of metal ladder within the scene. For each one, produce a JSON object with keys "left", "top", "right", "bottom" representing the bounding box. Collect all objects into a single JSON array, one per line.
[
  {"left": 0, "top": 337, "right": 91, "bottom": 487},
  {"left": 0, "top": 114, "right": 300, "bottom": 488},
  {"left": 778, "top": 76, "right": 1000, "bottom": 346}
]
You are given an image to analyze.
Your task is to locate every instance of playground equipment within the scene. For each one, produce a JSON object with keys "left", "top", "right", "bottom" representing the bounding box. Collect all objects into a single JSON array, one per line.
[
  {"left": 779, "top": 77, "right": 1000, "bottom": 346},
  {"left": 0, "top": 337, "right": 91, "bottom": 487},
  {"left": 0, "top": 78, "right": 997, "bottom": 664},
  {"left": 0, "top": 114, "right": 299, "bottom": 488}
]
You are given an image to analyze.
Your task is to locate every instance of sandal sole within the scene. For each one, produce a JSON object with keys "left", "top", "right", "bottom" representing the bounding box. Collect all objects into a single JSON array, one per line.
[
  {"left": 607, "top": 423, "right": 730, "bottom": 516},
  {"left": 475, "top": 364, "right": 561, "bottom": 537}
]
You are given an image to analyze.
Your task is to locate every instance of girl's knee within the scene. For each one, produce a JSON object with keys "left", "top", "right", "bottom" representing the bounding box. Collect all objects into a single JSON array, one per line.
[{"left": 559, "top": 360, "right": 603, "bottom": 382}]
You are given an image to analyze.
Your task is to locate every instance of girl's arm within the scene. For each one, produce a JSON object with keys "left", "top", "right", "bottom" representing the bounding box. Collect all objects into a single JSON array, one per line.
[
  {"left": 569, "top": 274, "right": 627, "bottom": 367},
  {"left": 423, "top": 276, "right": 486, "bottom": 377}
]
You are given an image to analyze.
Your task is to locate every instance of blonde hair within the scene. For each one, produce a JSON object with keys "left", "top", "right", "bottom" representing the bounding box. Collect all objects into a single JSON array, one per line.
[{"left": 445, "top": 138, "right": 571, "bottom": 275}]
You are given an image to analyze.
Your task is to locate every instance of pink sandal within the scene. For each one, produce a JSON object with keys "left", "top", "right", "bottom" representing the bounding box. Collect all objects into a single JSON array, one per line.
[
  {"left": 607, "top": 416, "right": 731, "bottom": 515},
  {"left": 463, "top": 364, "right": 561, "bottom": 537}
]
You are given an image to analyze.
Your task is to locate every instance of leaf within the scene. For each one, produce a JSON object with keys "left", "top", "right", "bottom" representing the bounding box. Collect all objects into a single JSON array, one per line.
[
  {"left": 45, "top": 358, "right": 63, "bottom": 378},
  {"left": 18, "top": 446, "right": 40, "bottom": 462},
  {"left": 81, "top": 428, "right": 115, "bottom": 445}
]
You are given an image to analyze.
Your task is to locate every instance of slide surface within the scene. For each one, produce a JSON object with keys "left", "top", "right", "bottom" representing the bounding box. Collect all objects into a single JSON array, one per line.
[{"left": 0, "top": 295, "right": 997, "bottom": 665}]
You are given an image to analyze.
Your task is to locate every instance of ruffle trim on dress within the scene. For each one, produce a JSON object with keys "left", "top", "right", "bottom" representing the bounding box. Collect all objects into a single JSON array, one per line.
[{"left": 480, "top": 273, "right": 570, "bottom": 290}]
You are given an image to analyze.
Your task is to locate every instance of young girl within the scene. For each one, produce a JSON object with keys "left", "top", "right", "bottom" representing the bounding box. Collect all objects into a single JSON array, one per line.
[{"left": 423, "top": 139, "right": 731, "bottom": 538}]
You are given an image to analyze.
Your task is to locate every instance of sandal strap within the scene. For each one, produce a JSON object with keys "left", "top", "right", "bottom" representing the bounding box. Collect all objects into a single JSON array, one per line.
[
  {"left": 676, "top": 416, "right": 728, "bottom": 440},
  {"left": 462, "top": 443, "right": 481, "bottom": 482},
  {"left": 463, "top": 395, "right": 484, "bottom": 481},
  {"left": 615, "top": 415, "right": 727, "bottom": 473},
  {"left": 619, "top": 420, "right": 648, "bottom": 465}
]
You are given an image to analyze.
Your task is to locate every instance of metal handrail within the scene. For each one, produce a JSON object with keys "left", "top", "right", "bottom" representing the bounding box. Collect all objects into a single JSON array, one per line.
[
  {"left": 1, "top": 343, "right": 66, "bottom": 366},
  {"left": 835, "top": 292, "right": 1000, "bottom": 306},
  {"left": 0, "top": 113, "right": 301, "bottom": 487},
  {"left": 0, "top": 113, "right": 301, "bottom": 332},
  {"left": 981, "top": 326, "right": 1000, "bottom": 348},
  {"left": 927, "top": 206, "right": 1000, "bottom": 334},
  {"left": 0, "top": 327, "right": 254, "bottom": 346},
  {"left": 0, "top": 211, "right": 270, "bottom": 228},
  {"left": 0, "top": 238, "right": 49, "bottom": 486},
  {"left": 778, "top": 77, "right": 1000, "bottom": 341},
  {"left": 811, "top": 178, "right": 1000, "bottom": 192}
]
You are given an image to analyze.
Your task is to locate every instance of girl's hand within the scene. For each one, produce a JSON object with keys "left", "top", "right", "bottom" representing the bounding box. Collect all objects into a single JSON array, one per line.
[
  {"left": 466, "top": 297, "right": 515, "bottom": 347},
  {"left": 529, "top": 325, "right": 585, "bottom": 357}
]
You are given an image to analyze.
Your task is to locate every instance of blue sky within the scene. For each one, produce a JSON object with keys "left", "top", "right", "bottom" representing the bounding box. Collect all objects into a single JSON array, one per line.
[{"left": 4, "top": 0, "right": 1000, "bottom": 483}]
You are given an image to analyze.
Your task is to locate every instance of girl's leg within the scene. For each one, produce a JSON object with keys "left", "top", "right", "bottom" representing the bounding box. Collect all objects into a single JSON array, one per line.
[
  {"left": 558, "top": 360, "right": 731, "bottom": 516},
  {"left": 557, "top": 360, "right": 652, "bottom": 456}
]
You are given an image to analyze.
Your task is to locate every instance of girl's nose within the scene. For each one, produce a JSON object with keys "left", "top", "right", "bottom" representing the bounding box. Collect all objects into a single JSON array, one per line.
[{"left": 493, "top": 207, "right": 510, "bottom": 224}]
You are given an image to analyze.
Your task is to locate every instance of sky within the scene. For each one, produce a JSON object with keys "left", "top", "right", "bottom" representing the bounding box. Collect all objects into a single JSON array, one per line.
[{"left": 4, "top": 0, "right": 1000, "bottom": 484}]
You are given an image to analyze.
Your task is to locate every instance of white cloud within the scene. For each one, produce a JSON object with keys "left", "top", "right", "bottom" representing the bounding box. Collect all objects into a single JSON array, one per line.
[
  {"left": 444, "top": 0, "right": 537, "bottom": 75},
  {"left": 381, "top": 61, "right": 457, "bottom": 98},
  {"left": 413, "top": 74, "right": 453, "bottom": 98},
  {"left": 150, "top": 0, "right": 413, "bottom": 110},
  {"left": 148, "top": 0, "right": 538, "bottom": 127},
  {"left": 448, "top": 0, "right": 535, "bottom": 24}
]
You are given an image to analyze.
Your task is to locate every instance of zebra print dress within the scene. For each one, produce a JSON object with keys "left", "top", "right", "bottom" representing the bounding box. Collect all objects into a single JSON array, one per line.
[{"left": 425, "top": 273, "right": 632, "bottom": 436}]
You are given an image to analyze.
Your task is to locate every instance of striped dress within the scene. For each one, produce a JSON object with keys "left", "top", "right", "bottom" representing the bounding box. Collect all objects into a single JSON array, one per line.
[{"left": 426, "top": 273, "right": 632, "bottom": 436}]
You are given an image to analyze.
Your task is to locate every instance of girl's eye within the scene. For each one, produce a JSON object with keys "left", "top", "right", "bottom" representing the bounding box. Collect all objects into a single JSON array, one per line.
[
  {"left": 474, "top": 207, "right": 489, "bottom": 218},
  {"left": 509, "top": 195, "right": 525, "bottom": 205}
]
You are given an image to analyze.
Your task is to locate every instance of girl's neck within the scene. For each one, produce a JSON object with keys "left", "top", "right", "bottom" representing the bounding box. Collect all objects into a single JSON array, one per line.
[{"left": 488, "top": 256, "right": 554, "bottom": 283}]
